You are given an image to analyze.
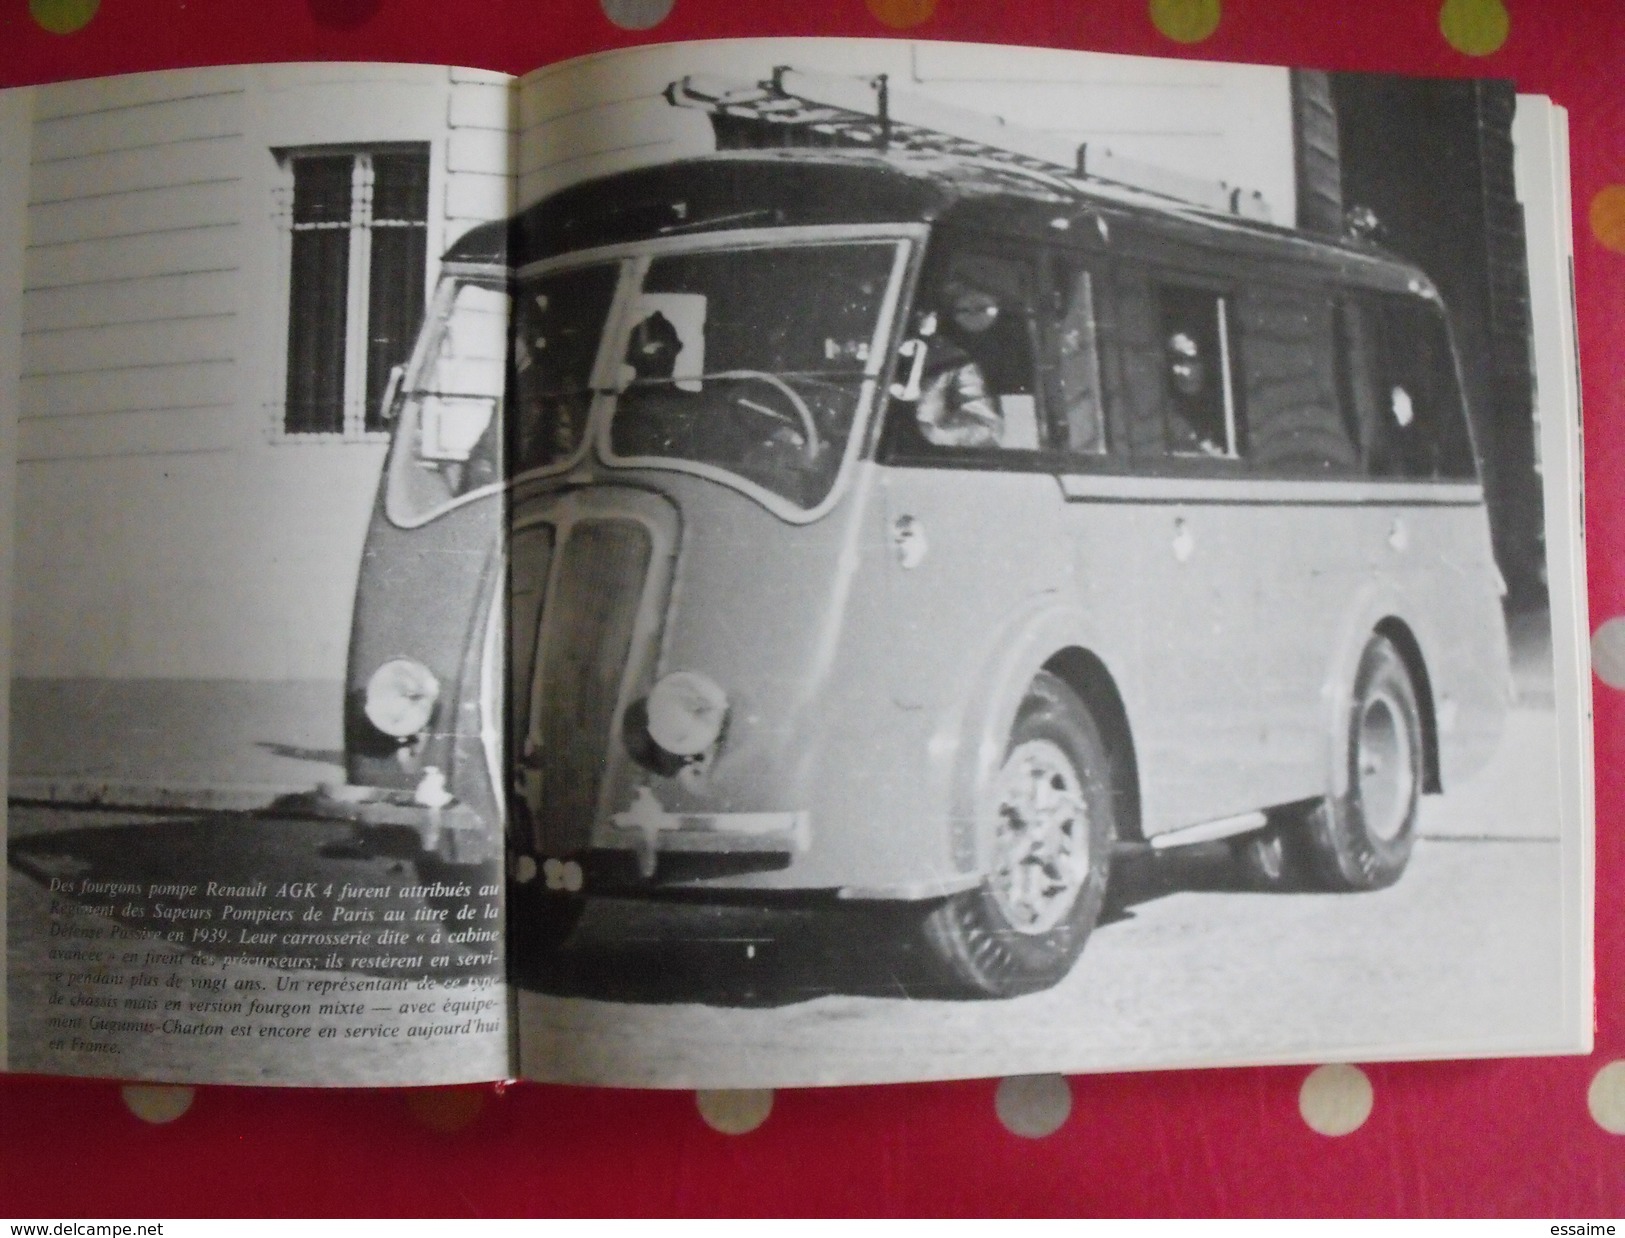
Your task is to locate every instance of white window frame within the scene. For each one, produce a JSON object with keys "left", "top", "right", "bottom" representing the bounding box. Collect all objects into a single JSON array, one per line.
[{"left": 270, "top": 143, "right": 430, "bottom": 442}]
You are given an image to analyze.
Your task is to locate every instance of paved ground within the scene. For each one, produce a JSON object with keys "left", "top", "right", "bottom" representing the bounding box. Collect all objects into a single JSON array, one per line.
[
  {"left": 6, "top": 805, "right": 505, "bottom": 1085},
  {"left": 516, "top": 700, "right": 1586, "bottom": 1088},
  {"left": 8, "top": 678, "right": 346, "bottom": 810},
  {"left": 5, "top": 606, "right": 1583, "bottom": 1087},
  {"left": 519, "top": 836, "right": 1577, "bottom": 1088},
  {"left": 6, "top": 700, "right": 1582, "bottom": 1089}
]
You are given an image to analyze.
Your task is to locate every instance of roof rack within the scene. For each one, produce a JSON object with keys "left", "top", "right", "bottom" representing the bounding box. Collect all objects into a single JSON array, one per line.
[{"left": 666, "top": 67, "right": 1272, "bottom": 223}]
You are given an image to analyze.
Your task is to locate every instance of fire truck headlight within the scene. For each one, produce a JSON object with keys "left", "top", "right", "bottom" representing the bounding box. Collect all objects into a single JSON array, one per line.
[
  {"left": 364, "top": 658, "right": 440, "bottom": 738},
  {"left": 646, "top": 671, "right": 728, "bottom": 757}
]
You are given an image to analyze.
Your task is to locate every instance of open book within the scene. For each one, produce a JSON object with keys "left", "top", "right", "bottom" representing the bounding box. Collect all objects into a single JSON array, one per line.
[{"left": 0, "top": 37, "right": 1592, "bottom": 1089}]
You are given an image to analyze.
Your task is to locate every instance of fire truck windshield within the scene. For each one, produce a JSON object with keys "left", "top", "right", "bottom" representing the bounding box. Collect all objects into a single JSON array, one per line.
[
  {"left": 385, "top": 235, "right": 906, "bottom": 526},
  {"left": 603, "top": 238, "right": 905, "bottom": 512}
]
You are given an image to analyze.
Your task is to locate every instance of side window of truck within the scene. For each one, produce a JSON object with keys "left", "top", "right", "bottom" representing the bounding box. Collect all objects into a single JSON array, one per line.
[
  {"left": 1155, "top": 283, "right": 1243, "bottom": 460},
  {"left": 1048, "top": 260, "right": 1108, "bottom": 457},
  {"left": 1336, "top": 294, "right": 1477, "bottom": 481},
  {"left": 1109, "top": 265, "right": 1167, "bottom": 461},
  {"left": 510, "top": 262, "right": 621, "bottom": 474},
  {"left": 1242, "top": 288, "right": 1359, "bottom": 476},
  {"left": 889, "top": 249, "right": 1044, "bottom": 459}
]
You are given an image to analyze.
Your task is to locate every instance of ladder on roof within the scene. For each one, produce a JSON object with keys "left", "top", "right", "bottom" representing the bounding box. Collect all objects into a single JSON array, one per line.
[{"left": 665, "top": 67, "right": 1272, "bottom": 223}]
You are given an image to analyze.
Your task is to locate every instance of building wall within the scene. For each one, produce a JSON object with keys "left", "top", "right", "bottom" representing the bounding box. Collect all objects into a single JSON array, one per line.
[
  {"left": 517, "top": 39, "right": 1297, "bottom": 225},
  {"left": 13, "top": 64, "right": 513, "bottom": 682}
]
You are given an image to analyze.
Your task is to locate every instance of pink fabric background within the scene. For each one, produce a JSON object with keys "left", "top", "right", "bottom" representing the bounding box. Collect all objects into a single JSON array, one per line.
[{"left": 2, "top": 0, "right": 1621, "bottom": 1215}]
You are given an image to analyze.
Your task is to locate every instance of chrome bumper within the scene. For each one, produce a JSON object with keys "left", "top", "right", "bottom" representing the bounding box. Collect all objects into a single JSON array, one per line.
[{"left": 605, "top": 788, "right": 810, "bottom": 877}]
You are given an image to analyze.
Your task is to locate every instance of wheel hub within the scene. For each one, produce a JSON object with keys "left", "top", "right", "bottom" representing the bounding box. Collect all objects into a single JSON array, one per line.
[
  {"left": 1356, "top": 691, "right": 1415, "bottom": 842},
  {"left": 989, "top": 738, "right": 1091, "bottom": 935}
]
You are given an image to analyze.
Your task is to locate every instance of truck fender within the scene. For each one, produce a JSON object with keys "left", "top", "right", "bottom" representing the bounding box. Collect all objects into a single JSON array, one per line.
[
  {"left": 936, "top": 599, "right": 1121, "bottom": 875},
  {"left": 1318, "top": 579, "right": 1433, "bottom": 800}
]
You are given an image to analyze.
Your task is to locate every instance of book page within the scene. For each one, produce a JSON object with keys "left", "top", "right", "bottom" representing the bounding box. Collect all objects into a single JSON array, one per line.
[
  {"left": 2, "top": 63, "right": 517, "bottom": 1085},
  {"left": 0, "top": 83, "right": 30, "bottom": 1072},
  {"left": 1514, "top": 96, "right": 1593, "bottom": 1037},
  {"left": 504, "top": 38, "right": 1591, "bottom": 1088}
]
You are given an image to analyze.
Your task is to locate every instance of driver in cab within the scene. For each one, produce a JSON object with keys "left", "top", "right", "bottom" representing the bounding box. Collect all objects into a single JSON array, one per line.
[{"left": 618, "top": 305, "right": 819, "bottom": 470}]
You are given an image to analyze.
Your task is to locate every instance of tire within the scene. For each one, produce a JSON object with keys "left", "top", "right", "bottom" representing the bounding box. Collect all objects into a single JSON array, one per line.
[
  {"left": 1301, "top": 635, "right": 1423, "bottom": 891},
  {"left": 921, "top": 672, "right": 1115, "bottom": 997}
]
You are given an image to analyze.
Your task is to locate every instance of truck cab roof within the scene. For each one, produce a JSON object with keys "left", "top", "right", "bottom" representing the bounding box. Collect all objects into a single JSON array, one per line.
[{"left": 444, "top": 148, "right": 1436, "bottom": 301}]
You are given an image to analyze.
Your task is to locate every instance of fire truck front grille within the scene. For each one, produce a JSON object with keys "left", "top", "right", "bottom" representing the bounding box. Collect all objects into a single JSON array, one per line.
[{"left": 522, "top": 518, "right": 652, "bottom": 855}]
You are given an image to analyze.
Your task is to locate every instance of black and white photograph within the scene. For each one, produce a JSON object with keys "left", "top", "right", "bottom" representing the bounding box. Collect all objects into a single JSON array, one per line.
[
  {"left": 0, "top": 38, "right": 1590, "bottom": 1091},
  {"left": 502, "top": 40, "right": 1588, "bottom": 1087}
]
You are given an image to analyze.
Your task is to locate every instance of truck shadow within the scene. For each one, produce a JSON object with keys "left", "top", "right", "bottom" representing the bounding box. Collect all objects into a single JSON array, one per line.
[
  {"left": 13, "top": 804, "right": 1286, "bottom": 1007},
  {"left": 520, "top": 843, "right": 1272, "bottom": 1006}
]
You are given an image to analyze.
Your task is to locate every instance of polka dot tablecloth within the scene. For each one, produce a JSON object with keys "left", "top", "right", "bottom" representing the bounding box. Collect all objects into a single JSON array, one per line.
[{"left": 3, "top": 0, "right": 1625, "bottom": 1218}]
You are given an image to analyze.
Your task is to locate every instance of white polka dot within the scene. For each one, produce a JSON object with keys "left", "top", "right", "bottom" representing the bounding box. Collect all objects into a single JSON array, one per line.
[
  {"left": 1592, "top": 618, "right": 1625, "bottom": 688},
  {"left": 995, "top": 1073, "right": 1072, "bottom": 1138},
  {"left": 1588, "top": 1060, "right": 1625, "bottom": 1134},
  {"left": 601, "top": 0, "right": 674, "bottom": 29},
  {"left": 696, "top": 1088, "right": 773, "bottom": 1134},
  {"left": 121, "top": 1084, "right": 195, "bottom": 1125},
  {"left": 1298, "top": 1064, "right": 1372, "bottom": 1136}
]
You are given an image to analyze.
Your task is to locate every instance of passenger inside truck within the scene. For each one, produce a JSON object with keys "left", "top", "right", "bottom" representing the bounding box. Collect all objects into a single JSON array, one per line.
[
  {"left": 1158, "top": 285, "right": 1233, "bottom": 458},
  {"left": 910, "top": 253, "right": 1038, "bottom": 452},
  {"left": 914, "top": 285, "right": 1006, "bottom": 449},
  {"left": 624, "top": 309, "right": 682, "bottom": 382}
]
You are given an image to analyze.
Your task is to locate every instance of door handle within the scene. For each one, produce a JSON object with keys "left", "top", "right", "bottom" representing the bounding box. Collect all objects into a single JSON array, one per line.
[
  {"left": 1172, "top": 517, "right": 1195, "bottom": 564},
  {"left": 891, "top": 514, "right": 929, "bottom": 569}
]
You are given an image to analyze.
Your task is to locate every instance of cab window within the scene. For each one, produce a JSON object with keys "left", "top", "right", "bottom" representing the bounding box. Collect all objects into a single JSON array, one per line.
[
  {"left": 510, "top": 262, "right": 621, "bottom": 474},
  {"left": 1241, "top": 289, "right": 1358, "bottom": 475},
  {"left": 1050, "top": 262, "right": 1107, "bottom": 456},
  {"left": 886, "top": 249, "right": 1042, "bottom": 459},
  {"left": 606, "top": 239, "right": 900, "bottom": 510},
  {"left": 1155, "top": 284, "right": 1241, "bottom": 459},
  {"left": 1337, "top": 294, "right": 1476, "bottom": 480}
]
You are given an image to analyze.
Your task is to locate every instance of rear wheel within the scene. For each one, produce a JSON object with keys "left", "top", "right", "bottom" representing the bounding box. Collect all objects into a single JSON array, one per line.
[
  {"left": 1301, "top": 635, "right": 1422, "bottom": 891},
  {"left": 921, "top": 673, "right": 1114, "bottom": 998}
]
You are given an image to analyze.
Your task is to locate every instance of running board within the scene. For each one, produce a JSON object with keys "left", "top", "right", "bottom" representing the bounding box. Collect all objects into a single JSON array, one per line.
[{"left": 1145, "top": 811, "right": 1269, "bottom": 852}]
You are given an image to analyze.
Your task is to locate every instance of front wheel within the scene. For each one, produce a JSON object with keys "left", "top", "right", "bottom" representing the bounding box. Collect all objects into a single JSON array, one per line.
[
  {"left": 921, "top": 673, "right": 1115, "bottom": 998},
  {"left": 1301, "top": 635, "right": 1423, "bottom": 891}
]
